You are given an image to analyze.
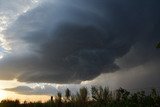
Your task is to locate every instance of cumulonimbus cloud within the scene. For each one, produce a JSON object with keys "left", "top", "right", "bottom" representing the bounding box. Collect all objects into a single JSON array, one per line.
[{"left": 0, "top": 0, "right": 160, "bottom": 83}]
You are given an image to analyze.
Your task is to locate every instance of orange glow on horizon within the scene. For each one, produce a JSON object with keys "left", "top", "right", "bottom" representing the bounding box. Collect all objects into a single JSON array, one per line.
[
  {"left": 0, "top": 80, "right": 50, "bottom": 102},
  {"left": 0, "top": 89, "right": 50, "bottom": 103}
]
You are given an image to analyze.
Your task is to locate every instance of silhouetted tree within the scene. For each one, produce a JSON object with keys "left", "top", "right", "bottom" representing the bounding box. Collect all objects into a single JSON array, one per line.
[
  {"left": 115, "top": 87, "right": 130, "bottom": 101},
  {"left": 55, "top": 92, "right": 62, "bottom": 107},
  {"left": 103, "top": 87, "right": 112, "bottom": 103},
  {"left": 91, "top": 86, "right": 103, "bottom": 102},
  {"left": 1, "top": 99, "right": 20, "bottom": 107},
  {"left": 0, "top": 87, "right": 160, "bottom": 107},
  {"left": 79, "top": 87, "right": 88, "bottom": 102},
  {"left": 91, "top": 86, "right": 112, "bottom": 106},
  {"left": 75, "top": 87, "right": 88, "bottom": 106},
  {"left": 150, "top": 88, "right": 159, "bottom": 106},
  {"left": 65, "top": 88, "right": 71, "bottom": 102}
]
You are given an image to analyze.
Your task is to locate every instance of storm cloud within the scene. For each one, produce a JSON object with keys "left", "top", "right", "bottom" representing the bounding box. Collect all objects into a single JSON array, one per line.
[
  {"left": 5, "top": 84, "right": 83, "bottom": 95},
  {"left": 5, "top": 85, "right": 57, "bottom": 95},
  {"left": 0, "top": 0, "right": 160, "bottom": 83}
]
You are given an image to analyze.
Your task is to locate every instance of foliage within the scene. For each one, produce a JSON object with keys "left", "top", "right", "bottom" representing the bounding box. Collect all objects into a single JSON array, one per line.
[
  {"left": 65, "top": 88, "right": 71, "bottom": 102},
  {"left": 0, "top": 87, "right": 160, "bottom": 107}
]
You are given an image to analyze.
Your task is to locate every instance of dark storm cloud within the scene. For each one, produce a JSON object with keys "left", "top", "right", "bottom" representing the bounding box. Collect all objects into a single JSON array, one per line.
[{"left": 0, "top": 0, "right": 160, "bottom": 83}]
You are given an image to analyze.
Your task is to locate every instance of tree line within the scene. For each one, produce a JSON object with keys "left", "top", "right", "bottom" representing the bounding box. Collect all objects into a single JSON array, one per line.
[{"left": 0, "top": 86, "right": 160, "bottom": 107}]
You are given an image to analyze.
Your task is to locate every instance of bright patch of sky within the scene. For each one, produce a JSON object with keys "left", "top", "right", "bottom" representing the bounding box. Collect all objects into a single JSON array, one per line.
[{"left": 0, "top": 0, "right": 40, "bottom": 59}]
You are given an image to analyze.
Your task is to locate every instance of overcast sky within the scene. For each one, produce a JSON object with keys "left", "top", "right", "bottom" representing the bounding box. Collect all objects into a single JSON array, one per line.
[{"left": 0, "top": 0, "right": 160, "bottom": 95}]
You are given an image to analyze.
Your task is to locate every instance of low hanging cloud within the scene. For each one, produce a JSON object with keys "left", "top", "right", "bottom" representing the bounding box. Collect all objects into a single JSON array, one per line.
[
  {"left": 4, "top": 84, "right": 83, "bottom": 95},
  {"left": 0, "top": 0, "right": 160, "bottom": 83},
  {"left": 5, "top": 85, "right": 57, "bottom": 95}
]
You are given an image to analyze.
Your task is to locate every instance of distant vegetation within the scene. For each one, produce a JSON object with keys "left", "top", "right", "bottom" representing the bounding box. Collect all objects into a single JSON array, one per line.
[{"left": 0, "top": 86, "right": 160, "bottom": 107}]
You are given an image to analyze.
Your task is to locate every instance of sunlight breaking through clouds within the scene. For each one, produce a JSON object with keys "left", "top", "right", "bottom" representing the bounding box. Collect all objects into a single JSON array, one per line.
[
  {"left": 0, "top": 0, "right": 40, "bottom": 59},
  {"left": 0, "top": 35, "right": 11, "bottom": 51},
  {"left": 0, "top": 16, "right": 12, "bottom": 59},
  {"left": 0, "top": 0, "right": 159, "bottom": 97}
]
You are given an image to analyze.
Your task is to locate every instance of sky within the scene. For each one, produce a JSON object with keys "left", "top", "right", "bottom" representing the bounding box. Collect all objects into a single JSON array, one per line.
[{"left": 0, "top": 0, "right": 160, "bottom": 102}]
